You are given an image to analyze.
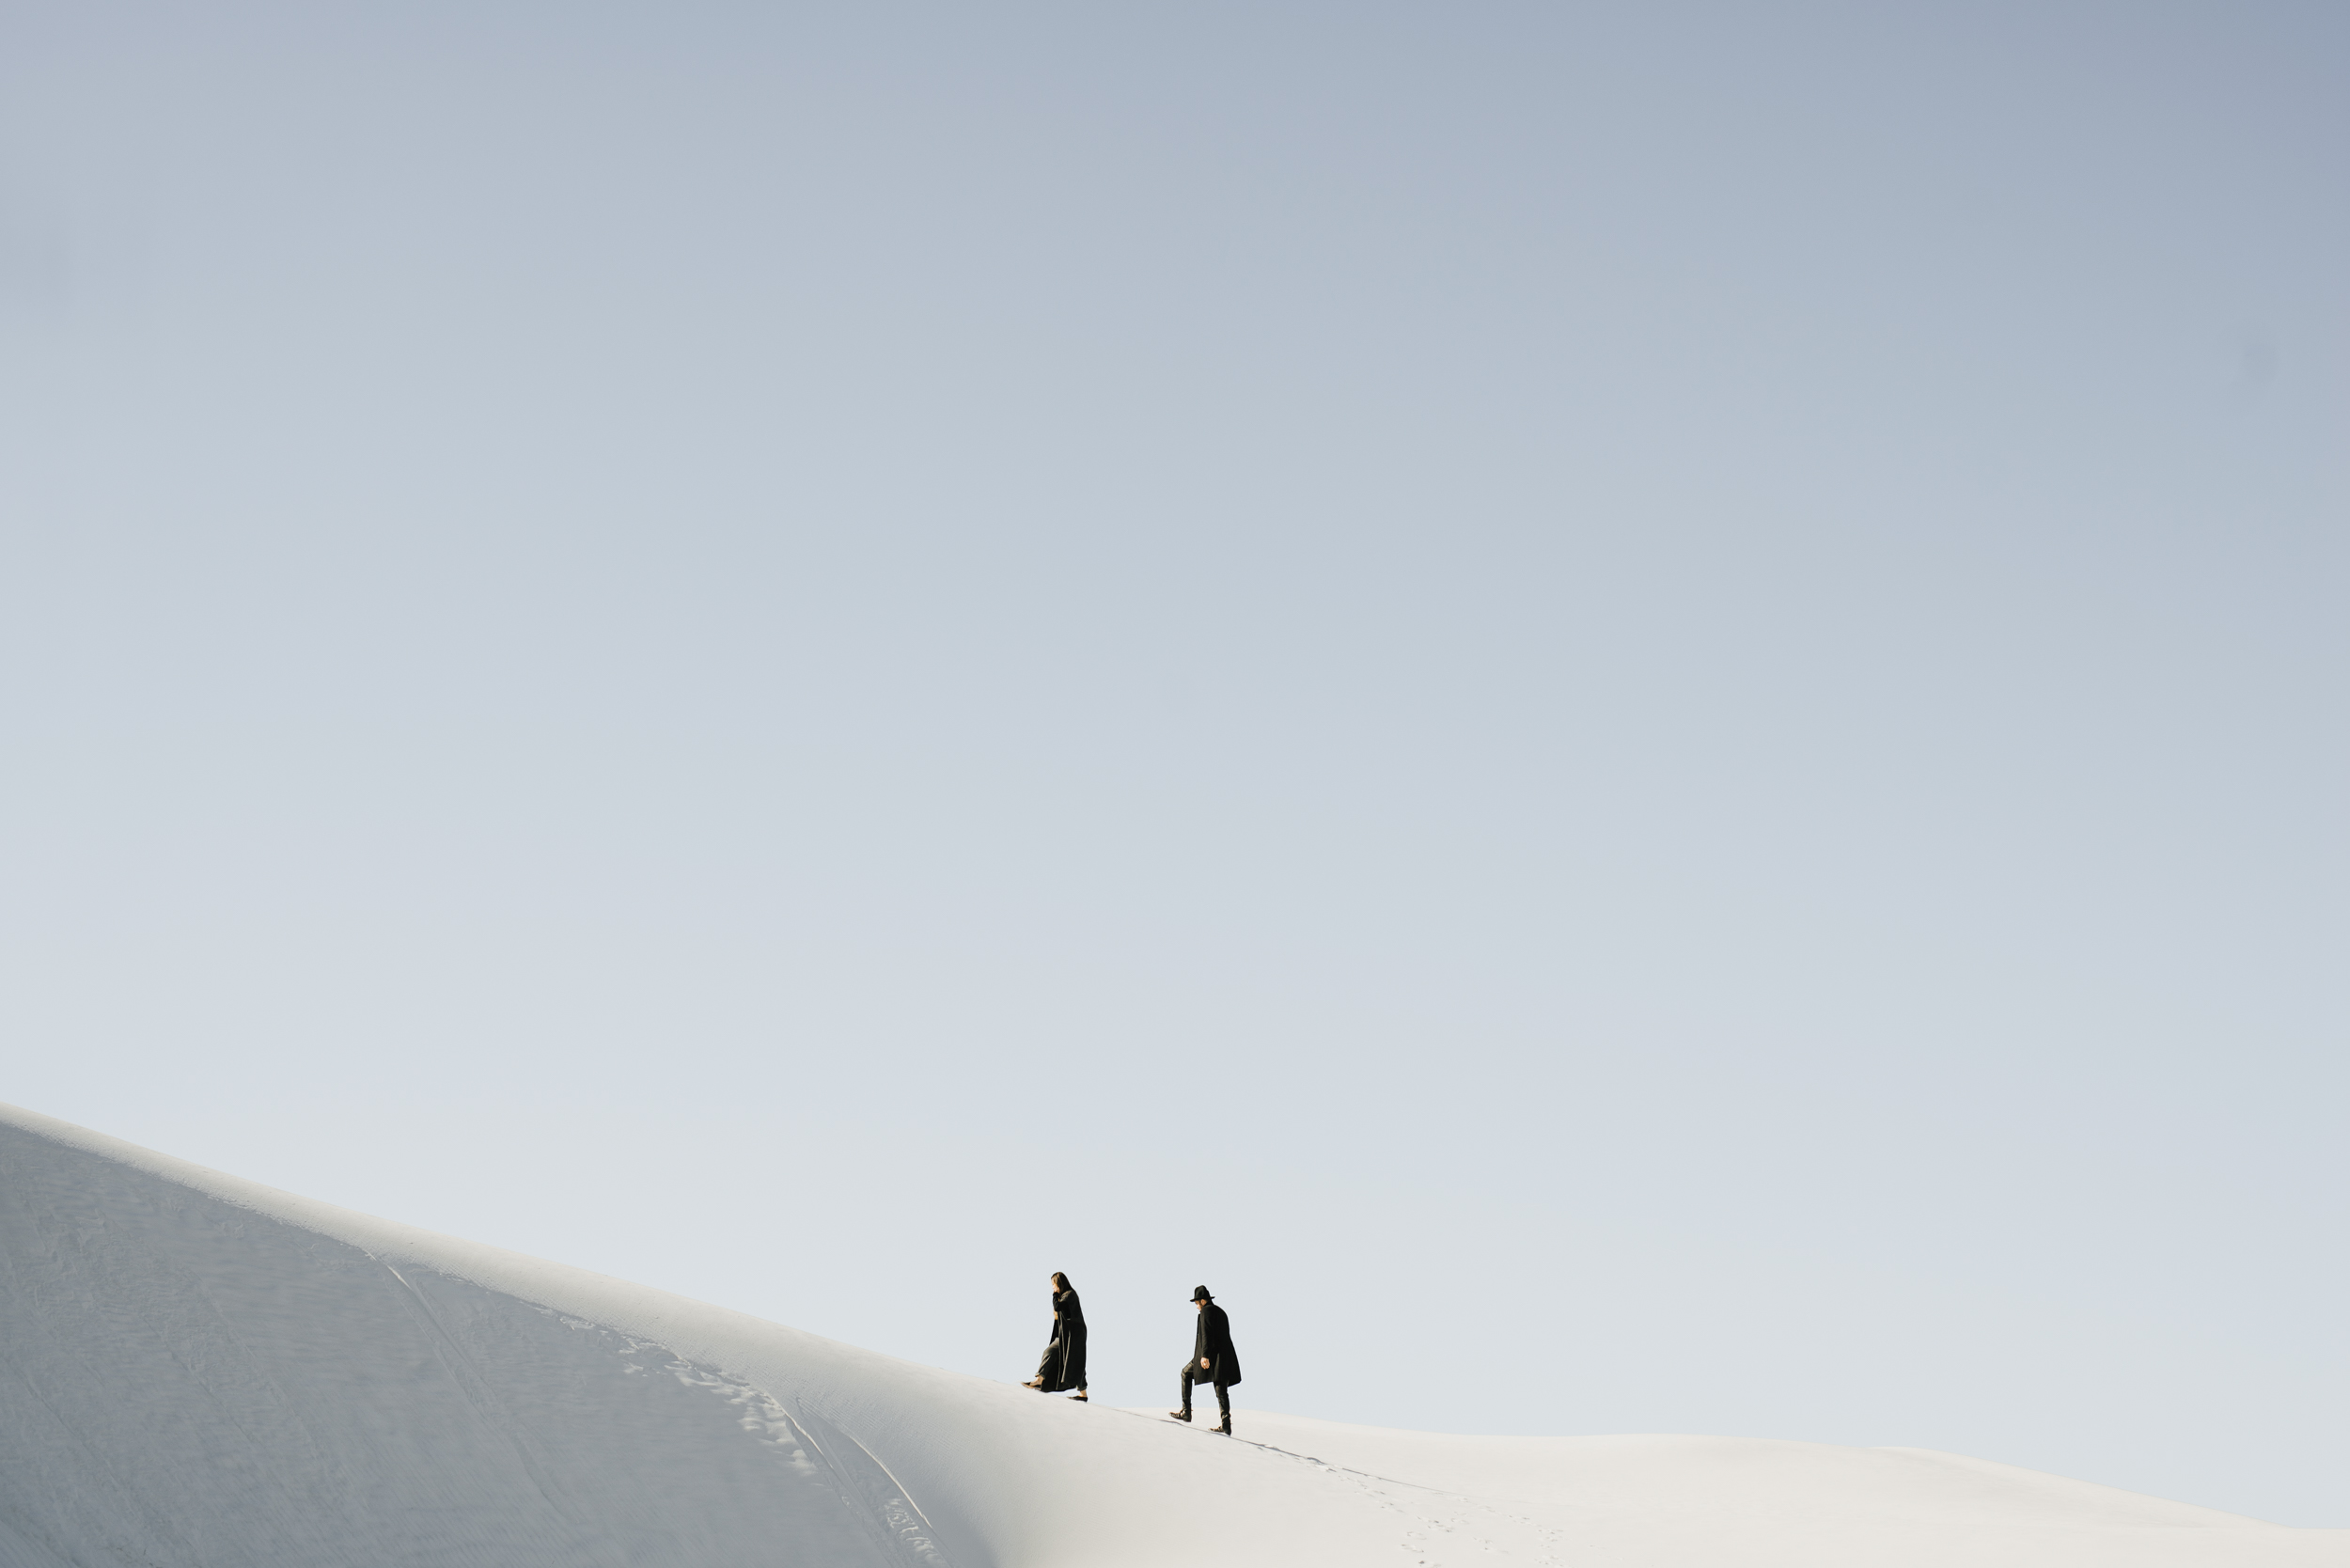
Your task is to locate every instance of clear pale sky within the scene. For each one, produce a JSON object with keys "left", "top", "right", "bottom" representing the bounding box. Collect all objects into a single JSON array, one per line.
[{"left": 3, "top": 0, "right": 2343, "bottom": 1526}]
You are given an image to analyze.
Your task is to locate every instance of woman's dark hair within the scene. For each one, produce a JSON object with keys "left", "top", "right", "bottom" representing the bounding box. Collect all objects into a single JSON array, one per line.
[{"left": 1051, "top": 1272, "right": 1073, "bottom": 1294}]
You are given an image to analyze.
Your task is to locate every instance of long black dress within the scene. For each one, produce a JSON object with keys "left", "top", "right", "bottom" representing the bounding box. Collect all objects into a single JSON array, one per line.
[{"left": 1034, "top": 1287, "right": 1088, "bottom": 1392}]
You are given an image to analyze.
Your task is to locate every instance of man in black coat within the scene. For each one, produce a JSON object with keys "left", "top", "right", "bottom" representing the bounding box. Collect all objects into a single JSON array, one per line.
[{"left": 1170, "top": 1285, "right": 1242, "bottom": 1435}]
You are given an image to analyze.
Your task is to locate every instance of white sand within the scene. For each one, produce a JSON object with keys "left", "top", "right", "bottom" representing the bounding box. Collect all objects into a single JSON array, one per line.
[{"left": 3, "top": 1102, "right": 2342, "bottom": 1567}]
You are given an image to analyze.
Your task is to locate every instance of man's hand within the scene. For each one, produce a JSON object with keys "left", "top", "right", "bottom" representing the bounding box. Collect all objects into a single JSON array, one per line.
[{"left": 1200, "top": 1357, "right": 1212, "bottom": 1371}]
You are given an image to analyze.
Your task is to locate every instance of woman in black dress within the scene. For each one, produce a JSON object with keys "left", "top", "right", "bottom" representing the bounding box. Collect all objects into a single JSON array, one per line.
[{"left": 1023, "top": 1271, "right": 1088, "bottom": 1400}]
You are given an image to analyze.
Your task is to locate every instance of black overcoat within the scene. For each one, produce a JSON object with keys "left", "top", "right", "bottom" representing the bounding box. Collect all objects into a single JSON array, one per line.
[
  {"left": 1191, "top": 1302, "right": 1242, "bottom": 1387},
  {"left": 1036, "top": 1288, "right": 1089, "bottom": 1392}
]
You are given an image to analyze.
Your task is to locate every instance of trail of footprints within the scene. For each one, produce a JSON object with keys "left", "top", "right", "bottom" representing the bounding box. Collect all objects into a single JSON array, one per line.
[
  {"left": 530, "top": 1308, "right": 953, "bottom": 1568},
  {"left": 1239, "top": 1437, "right": 1568, "bottom": 1567}
]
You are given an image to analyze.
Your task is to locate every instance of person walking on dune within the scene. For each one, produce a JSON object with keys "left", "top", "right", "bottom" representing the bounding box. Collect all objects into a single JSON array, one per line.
[
  {"left": 1024, "top": 1272, "right": 1089, "bottom": 1400},
  {"left": 1169, "top": 1284, "right": 1241, "bottom": 1435}
]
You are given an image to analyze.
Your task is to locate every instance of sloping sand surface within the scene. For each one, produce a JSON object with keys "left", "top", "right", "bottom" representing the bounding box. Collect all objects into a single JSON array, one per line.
[{"left": 4, "top": 1104, "right": 2342, "bottom": 1567}]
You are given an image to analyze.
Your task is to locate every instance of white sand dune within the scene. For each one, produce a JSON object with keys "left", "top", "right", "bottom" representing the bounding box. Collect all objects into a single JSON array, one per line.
[{"left": 3, "top": 1103, "right": 2342, "bottom": 1568}]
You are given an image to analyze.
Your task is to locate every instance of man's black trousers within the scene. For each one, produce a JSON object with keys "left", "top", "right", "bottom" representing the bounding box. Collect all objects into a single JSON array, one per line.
[{"left": 1178, "top": 1360, "right": 1230, "bottom": 1418}]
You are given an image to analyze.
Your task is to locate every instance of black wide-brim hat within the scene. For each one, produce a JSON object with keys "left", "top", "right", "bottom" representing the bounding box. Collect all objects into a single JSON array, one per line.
[{"left": 1191, "top": 1285, "right": 1213, "bottom": 1301}]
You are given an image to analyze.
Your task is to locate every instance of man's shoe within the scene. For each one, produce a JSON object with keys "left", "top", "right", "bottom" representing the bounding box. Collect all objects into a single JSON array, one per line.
[
  {"left": 1168, "top": 1409, "right": 1191, "bottom": 1422},
  {"left": 1214, "top": 1416, "right": 1231, "bottom": 1435},
  {"left": 1069, "top": 1391, "right": 1088, "bottom": 1402}
]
